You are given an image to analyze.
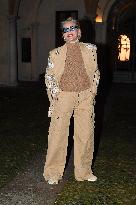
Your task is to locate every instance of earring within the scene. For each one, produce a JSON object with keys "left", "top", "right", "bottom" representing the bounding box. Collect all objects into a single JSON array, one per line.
[{"left": 78, "top": 34, "right": 81, "bottom": 39}]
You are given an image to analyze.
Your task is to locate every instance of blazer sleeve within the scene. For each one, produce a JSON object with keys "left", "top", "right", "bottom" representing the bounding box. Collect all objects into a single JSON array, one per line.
[
  {"left": 45, "top": 51, "right": 59, "bottom": 103},
  {"left": 91, "top": 46, "right": 100, "bottom": 96}
]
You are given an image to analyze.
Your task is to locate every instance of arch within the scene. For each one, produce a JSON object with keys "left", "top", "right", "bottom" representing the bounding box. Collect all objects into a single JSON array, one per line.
[
  {"left": 95, "top": 0, "right": 117, "bottom": 22},
  {"left": 8, "top": 0, "right": 41, "bottom": 22},
  {"left": 107, "top": 0, "right": 134, "bottom": 39},
  {"left": 95, "top": 0, "right": 117, "bottom": 44},
  {"left": 96, "top": 0, "right": 133, "bottom": 23},
  {"left": 9, "top": 0, "right": 22, "bottom": 16},
  {"left": 102, "top": 0, "right": 117, "bottom": 22},
  {"left": 33, "top": 0, "right": 45, "bottom": 22},
  {"left": 84, "top": 0, "right": 99, "bottom": 20},
  {"left": 95, "top": 0, "right": 133, "bottom": 44},
  {"left": 107, "top": 0, "right": 136, "bottom": 82}
]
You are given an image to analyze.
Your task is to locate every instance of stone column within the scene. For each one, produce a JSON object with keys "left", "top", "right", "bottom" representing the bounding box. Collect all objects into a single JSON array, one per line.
[
  {"left": 8, "top": 15, "right": 17, "bottom": 85},
  {"left": 31, "top": 22, "right": 39, "bottom": 81}
]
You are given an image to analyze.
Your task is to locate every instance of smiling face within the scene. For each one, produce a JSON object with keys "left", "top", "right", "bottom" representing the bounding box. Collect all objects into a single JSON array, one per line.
[{"left": 62, "top": 21, "right": 81, "bottom": 43}]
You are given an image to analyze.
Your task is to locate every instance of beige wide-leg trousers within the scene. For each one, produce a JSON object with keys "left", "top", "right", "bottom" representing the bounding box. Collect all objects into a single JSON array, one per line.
[{"left": 43, "top": 88, "right": 95, "bottom": 181}]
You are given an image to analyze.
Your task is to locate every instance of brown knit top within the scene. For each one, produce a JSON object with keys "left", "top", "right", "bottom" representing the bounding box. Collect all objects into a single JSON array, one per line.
[{"left": 59, "top": 42, "right": 90, "bottom": 92}]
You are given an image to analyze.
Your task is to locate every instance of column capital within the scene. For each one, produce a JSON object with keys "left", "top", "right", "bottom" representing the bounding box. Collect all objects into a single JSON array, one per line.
[
  {"left": 8, "top": 15, "right": 20, "bottom": 23},
  {"left": 8, "top": 15, "right": 17, "bottom": 23},
  {"left": 31, "top": 22, "right": 40, "bottom": 30}
]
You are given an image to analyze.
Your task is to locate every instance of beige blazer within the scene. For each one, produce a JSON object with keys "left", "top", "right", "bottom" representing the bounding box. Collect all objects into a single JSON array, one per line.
[{"left": 45, "top": 42, "right": 100, "bottom": 117}]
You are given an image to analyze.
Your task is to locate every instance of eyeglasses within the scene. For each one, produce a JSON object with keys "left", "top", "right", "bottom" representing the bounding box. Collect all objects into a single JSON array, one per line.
[{"left": 62, "top": 25, "right": 79, "bottom": 33}]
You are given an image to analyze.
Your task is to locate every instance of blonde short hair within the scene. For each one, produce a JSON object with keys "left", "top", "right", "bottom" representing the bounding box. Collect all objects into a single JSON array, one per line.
[{"left": 60, "top": 17, "right": 80, "bottom": 30}]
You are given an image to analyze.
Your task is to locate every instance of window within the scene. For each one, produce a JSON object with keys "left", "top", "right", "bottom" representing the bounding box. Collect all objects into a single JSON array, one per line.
[
  {"left": 21, "top": 38, "right": 31, "bottom": 63},
  {"left": 118, "top": 35, "right": 130, "bottom": 61}
]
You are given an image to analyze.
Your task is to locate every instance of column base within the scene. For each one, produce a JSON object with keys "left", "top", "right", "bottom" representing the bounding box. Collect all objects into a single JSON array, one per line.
[
  {"left": 0, "top": 81, "right": 18, "bottom": 87},
  {"left": 9, "top": 81, "right": 18, "bottom": 86}
]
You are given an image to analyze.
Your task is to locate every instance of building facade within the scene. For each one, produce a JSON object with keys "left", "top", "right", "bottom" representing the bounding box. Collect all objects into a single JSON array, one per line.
[{"left": 0, "top": 0, "right": 135, "bottom": 85}]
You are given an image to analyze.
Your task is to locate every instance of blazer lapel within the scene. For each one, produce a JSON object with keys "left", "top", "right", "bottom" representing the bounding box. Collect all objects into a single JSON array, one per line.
[
  {"left": 79, "top": 43, "right": 90, "bottom": 76},
  {"left": 53, "top": 43, "right": 67, "bottom": 81}
]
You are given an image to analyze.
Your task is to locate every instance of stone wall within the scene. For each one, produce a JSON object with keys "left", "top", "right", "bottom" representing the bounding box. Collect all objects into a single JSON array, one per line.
[
  {"left": 0, "top": 0, "right": 9, "bottom": 85},
  {"left": 17, "top": 0, "right": 86, "bottom": 81},
  {"left": 0, "top": 0, "right": 110, "bottom": 84}
]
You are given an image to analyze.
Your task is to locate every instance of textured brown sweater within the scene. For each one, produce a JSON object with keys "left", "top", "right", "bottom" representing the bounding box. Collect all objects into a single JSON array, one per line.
[{"left": 59, "top": 42, "right": 90, "bottom": 92}]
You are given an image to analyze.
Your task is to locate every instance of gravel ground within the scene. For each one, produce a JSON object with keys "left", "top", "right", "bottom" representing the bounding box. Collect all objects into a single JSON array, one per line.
[{"left": 0, "top": 151, "right": 74, "bottom": 205}]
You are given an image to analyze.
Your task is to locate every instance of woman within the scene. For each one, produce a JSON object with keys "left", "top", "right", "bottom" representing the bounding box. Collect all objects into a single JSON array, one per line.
[{"left": 43, "top": 17, "right": 100, "bottom": 184}]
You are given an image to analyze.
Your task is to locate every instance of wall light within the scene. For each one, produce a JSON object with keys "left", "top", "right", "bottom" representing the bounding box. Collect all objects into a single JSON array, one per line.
[{"left": 95, "top": 15, "right": 103, "bottom": 23}]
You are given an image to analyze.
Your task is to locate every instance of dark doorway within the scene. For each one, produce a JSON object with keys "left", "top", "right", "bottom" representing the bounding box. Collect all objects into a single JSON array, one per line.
[{"left": 108, "top": 0, "right": 136, "bottom": 83}]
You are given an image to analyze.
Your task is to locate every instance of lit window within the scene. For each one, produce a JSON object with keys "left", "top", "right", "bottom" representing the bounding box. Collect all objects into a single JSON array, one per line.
[{"left": 118, "top": 35, "right": 130, "bottom": 61}]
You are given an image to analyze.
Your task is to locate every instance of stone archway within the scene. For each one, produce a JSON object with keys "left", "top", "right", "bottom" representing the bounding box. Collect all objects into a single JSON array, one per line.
[
  {"left": 107, "top": 0, "right": 136, "bottom": 82},
  {"left": 95, "top": 0, "right": 118, "bottom": 44}
]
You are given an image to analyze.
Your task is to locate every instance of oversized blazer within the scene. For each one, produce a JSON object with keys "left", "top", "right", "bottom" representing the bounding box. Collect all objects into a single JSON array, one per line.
[{"left": 45, "top": 42, "right": 100, "bottom": 117}]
